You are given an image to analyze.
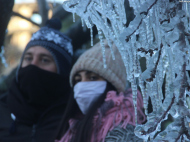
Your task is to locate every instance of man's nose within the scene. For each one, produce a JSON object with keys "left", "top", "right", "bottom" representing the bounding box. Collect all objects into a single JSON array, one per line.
[{"left": 31, "top": 58, "right": 39, "bottom": 66}]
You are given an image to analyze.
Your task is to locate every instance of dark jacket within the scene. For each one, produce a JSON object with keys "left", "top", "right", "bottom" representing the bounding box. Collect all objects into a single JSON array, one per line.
[{"left": 0, "top": 92, "right": 66, "bottom": 142}]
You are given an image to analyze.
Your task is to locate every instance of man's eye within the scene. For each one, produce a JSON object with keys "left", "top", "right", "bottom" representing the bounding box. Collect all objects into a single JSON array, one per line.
[
  {"left": 41, "top": 58, "right": 51, "bottom": 63},
  {"left": 24, "top": 57, "right": 32, "bottom": 61}
]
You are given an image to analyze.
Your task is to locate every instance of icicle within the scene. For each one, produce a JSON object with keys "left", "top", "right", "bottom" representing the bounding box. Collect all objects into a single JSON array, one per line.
[
  {"left": 98, "top": 29, "right": 107, "bottom": 68},
  {"left": 107, "top": 39, "right": 115, "bottom": 60},
  {"left": 82, "top": 20, "right": 87, "bottom": 32},
  {"left": 144, "top": 84, "right": 149, "bottom": 115},
  {"left": 100, "top": 0, "right": 103, "bottom": 9},
  {"left": 156, "top": 72, "right": 162, "bottom": 108},
  {"left": 155, "top": 78, "right": 160, "bottom": 113},
  {"left": 144, "top": 15, "right": 153, "bottom": 45},
  {"left": 137, "top": 55, "right": 148, "bottom": 115},
  {"left": 131, "top": 38, "right": 138, "bottom": 123},
  {"left": 131, "top": 34, "right": 140, "bottom": 78},
  {"left": 186, "top": 2, "right": 189, "bottom": 18},
  {"left": 167, "top": 47, "right": 175, "bottom": 89},
  {"left": 0, "top": 46, "right": 8, "bottom": 68},
  {"left": 131, "top": 79, "right": 138, "bottom": 124},
  {"left": 81, "top": 18, "right": 84, "bottom": 27},
  {"left": 117, "top": 0, "right": 126, "bottom": 31},
  {"left": 112, "top": 22, "right": 119, "bottom": 39},
  {"left": 90, "top": 27, "right": 93, "bottom": 46},
  {"left": 73, "top": 12, "right": 75, "bottom": 22},
  {"left": 151, "top": 82, "right": 160, "bottom": 112},
  {"left": 158, "top": 51, "right": 164, "bottom": 102}
]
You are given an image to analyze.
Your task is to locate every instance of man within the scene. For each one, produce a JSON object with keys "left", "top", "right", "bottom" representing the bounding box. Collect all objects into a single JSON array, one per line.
[{"left": 0, "top": 18, "right": 73, "bottom": 142}]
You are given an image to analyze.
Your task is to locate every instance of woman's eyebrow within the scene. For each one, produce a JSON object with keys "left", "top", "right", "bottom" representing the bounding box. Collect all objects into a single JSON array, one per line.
[
  {"left": 85, "top": 71, "right": 93, "bottom": 75},
  {"left": 74, "top": 74, "right": 81, "bottom": 77}
]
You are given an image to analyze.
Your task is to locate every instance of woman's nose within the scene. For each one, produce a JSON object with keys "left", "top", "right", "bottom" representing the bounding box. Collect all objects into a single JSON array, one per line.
[{"left": 81, "top": 77, "right": 88, "bottom": 82}]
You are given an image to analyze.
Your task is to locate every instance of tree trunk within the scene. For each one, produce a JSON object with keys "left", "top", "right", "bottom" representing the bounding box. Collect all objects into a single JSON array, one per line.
[
  {"left": 37, "top": 0, "right": 49, "bottom": 27},
  {"left": 0, "top": 0, "right": 14, "bottom": 52}
]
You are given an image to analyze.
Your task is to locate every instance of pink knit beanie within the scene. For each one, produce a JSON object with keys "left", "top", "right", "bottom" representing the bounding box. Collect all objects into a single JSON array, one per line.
[{"left": 70, "top": 40, "right": 127, "bottom": 92}]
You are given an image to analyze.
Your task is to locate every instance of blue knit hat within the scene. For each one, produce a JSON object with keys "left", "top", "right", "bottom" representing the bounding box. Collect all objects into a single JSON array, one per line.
[{"left": 16, "top": 18, "right": 73, "bottom": 80}]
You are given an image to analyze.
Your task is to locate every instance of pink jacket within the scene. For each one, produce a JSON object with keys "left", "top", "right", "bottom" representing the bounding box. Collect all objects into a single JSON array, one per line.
[{"left": 57, "top": 89, "right": 146, "bottom": 142}]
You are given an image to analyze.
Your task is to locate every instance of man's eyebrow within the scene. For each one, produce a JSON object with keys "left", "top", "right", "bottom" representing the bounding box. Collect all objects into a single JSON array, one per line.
[
  {"left": 24, "top": 52, "right": 32, "bottom": 56},
  {"left": 40, "top": 54, "right": 54, "bottom": 60}
]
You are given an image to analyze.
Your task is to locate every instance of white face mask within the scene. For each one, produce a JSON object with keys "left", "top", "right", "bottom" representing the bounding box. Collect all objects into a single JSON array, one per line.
[{"left": 74, "top": 81, "right": 107, "bottom": 114}]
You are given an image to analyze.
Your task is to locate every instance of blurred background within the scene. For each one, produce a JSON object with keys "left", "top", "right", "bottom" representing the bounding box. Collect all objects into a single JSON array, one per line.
[
  {"left": 0, "top": 0, "right": 99, "bottom": 77},
  {"left": 0, "top": 0, "right": 145, "bottom": 96}
]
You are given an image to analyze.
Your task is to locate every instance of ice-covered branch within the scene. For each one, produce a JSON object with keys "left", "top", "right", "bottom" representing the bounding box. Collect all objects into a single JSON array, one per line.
[
  {"left": 146, "top": 43, "right": 163, "bottom": 82},
  {"left": 137, "top": 48, "right": 158, "bottom": 57},
  {"left": 62, "top": 0, "right": 190, "bottom": 141},
  {"left": 136, "top": 94, "right": 175, "bottom": 136},
  {"left": 140, "top": 0, "right": 158, "bottom": 15},
  {"left": 125, "top": 0, "right": 158, "bottom": 41}
]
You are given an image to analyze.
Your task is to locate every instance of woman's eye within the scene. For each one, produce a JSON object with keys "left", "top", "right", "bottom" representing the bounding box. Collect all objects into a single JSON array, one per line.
[
  {"left": 74, "top": 78, "right": 81, "bottom": 85},
  {"left": 90, "top": 76, "right": 98, "bottom": 81},
  {"left": 75, "top": 79, "right": 81, "bottom": 83},
  {"left": 74, "top": 75, "right": 81, "bottom": 83}
]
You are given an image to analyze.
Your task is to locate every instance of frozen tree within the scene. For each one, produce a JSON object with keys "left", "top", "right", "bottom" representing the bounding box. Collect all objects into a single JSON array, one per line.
[{"left": 62, "top": 0, "right": 190, "bottom": 141}]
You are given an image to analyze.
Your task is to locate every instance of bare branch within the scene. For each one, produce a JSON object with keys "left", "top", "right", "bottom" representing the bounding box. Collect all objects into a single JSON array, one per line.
[{"left": 12, "top": 11, "right": 40, "bottom": 27}]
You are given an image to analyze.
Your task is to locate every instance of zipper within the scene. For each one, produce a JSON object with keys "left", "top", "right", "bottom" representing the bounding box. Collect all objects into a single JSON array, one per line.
[{"left": 31, "top": 124, "right": 37, "bottom": 142}]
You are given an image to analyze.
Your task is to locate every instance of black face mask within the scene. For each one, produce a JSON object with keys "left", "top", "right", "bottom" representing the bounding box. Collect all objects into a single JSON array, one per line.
[
  {"left": 7, "top": 65, "right": 70, "bottom": 124},
  {"left": 17, "top": 65, "right": 70, "bottom": 106}
]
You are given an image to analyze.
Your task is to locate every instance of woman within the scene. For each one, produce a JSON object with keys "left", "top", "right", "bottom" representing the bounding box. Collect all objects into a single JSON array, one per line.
[{"left": 56, "top": 40, "right": 146, "bottom": 142}]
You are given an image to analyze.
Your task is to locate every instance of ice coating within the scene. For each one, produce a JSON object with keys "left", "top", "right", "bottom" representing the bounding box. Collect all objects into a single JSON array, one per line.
[{"left": 62, "top": 0, "right": 190, "bottom": 141}]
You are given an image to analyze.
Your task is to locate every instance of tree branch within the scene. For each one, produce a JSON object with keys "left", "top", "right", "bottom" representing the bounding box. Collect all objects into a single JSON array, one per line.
[
  {"left": 12, "top": 11, "right": 40, "bottom": 27},
  {"left": 146, "top": 43, "right": 163, "bottom": 82},
  {"left": 142, "top": 94, "right": 175, "bottom": 135},
  {"left": 125, "top": 0, "right": 158, "bottom": 41},
  {"left": 37, "top": 0, "right": 49, "bottom": 27}
]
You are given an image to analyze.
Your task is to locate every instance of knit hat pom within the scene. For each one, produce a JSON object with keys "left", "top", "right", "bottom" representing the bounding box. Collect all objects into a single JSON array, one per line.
[{"left": 45, "top": 18, "right": 62, "bottom": 30}]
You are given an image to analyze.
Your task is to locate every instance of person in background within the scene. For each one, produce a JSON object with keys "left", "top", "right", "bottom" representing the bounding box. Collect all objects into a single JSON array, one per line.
[
  {"left": 56, "top": 40, "right": 146, "bottom": 142},
  {"left": 0, "top": 18, "right": 73, "bottom": 142}
]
